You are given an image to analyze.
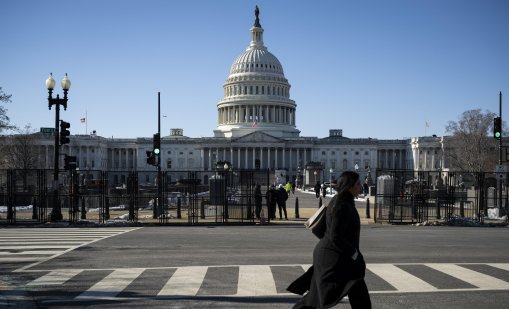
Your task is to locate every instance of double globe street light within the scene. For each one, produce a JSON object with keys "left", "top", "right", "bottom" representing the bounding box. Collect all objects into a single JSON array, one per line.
[{"left": 46, "top": 73, "right": 71, "bottom": 221}]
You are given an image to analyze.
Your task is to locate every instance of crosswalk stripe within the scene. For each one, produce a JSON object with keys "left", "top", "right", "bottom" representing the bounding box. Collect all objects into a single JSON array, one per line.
[
  {"left": 236, "top": 265, "right": 277, "bottom": 296},
  {"left": 76, "top": 268, "right": 145, "bottom": 299},
  {"left": 367, "top": 264, "right": 437, "bottom": 292},
  {"left": 425, "top": 264, "right": 509, "bottom": 290},
  {"left": 489, "top": 263, "right": 509, "bottom": 272},
  {"left": 0, "top": 250, "right": 64, "bottom": 255},
  {"left": 27, "top": 269, "right": 83, "bottom": 286},
  {"left": 0, "top": 257, "right": 42, "bottom": 262},
  {"left": 0, "top": 245, "right": 80, "bottom": 249},
  {"left": 157, "top": 266, "right": 208, "bottom": 296}
]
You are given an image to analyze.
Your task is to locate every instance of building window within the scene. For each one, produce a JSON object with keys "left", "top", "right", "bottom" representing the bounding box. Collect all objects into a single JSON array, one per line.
[
  {"left": 355, "top": 151, "right": 359, "bottom": 155},
  {"left": 189, "top": 152, "right": 193, "bottom": 155},
  {"left": 343, "top": 151, "right": 347, "bottom": 155},
  {"left": 167, "top": 151, "right": 171, "bottom": 154},
  {"left": 322, "top": 151, "right": 326, "bottom": 155},
  {"left": 332, "top": 151, "right": 335, "bottom": 155},
  {"left": 365, "top": 151, "right": 369, "bottom": 155},
  {"left": 167, "top": 160, "right": 172, "bottom": 169}
]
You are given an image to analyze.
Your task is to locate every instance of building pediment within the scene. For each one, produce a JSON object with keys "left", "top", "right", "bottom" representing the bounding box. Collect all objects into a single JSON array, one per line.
[{"left": 232, "top": 131, "right": 283, "bottom": 143}]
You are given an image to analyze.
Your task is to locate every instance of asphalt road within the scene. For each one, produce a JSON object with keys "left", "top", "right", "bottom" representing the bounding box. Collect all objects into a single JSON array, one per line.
[{"left": 1, "top": 224, "right": 509, "bottom": 308}]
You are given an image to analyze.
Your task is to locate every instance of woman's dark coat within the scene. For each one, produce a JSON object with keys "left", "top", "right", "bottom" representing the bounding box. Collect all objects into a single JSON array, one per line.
[{"left": 287, "top": 192, "right": 366, "bottom": 308}]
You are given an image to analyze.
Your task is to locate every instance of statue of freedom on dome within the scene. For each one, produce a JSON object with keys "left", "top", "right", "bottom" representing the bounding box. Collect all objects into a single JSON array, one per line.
[{"left": 254, "top": 5, "right": 261, "bottom": 27}]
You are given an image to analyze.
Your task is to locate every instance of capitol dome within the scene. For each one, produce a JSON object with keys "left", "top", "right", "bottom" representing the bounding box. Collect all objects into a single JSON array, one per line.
[{"left": 214, "top": 7, "right": 300, "bottom": 138}]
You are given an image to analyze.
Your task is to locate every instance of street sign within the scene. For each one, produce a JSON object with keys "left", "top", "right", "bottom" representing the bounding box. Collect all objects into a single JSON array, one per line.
[
  {"left": 495, "top": 164, "right": 506, "bottom": 180},
  {"left": 40, "top": 127, "right": 55, "bottom": 133}
]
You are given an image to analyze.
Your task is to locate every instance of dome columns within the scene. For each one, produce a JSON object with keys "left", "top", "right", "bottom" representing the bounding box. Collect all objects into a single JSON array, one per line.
[{"left": 217, "top": 104, "right": 296, "bottom": 127}]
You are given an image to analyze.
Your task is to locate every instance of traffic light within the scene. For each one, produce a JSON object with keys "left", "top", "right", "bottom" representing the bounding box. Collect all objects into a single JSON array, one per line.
[
  {"left": 60, "top": 121, "right": 70, "bottom": 145},
  {"left": 153, "top": 133, "right": 161, "bottom": 155},
  {"left": 64, "top": 155, "right": 77, "bottom": 170},
  {"left": 494, "top": 117, "right": 502, "bottom": 139},
  {"left": 146, "top": 150, "right": 156, "bottom": 166}
]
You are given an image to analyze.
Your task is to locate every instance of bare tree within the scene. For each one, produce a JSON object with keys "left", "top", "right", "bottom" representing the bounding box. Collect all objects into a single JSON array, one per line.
[
  {"left": 445, "top": 109, "right": 499, "bottom": 173},
  {"left": 0, "top": 125, "right": 40, "bottom": 190},
  {"left": 0, "top": 87, "right": 14, "bottom": 132}
]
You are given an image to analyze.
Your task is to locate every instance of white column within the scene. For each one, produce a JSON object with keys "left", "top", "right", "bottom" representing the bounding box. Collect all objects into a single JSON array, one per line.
[
  {"left": 275, "top": 148, "right": 278, "bottom": 169},
  {"left": 282, "top": 147, "right": 286, "bottom": 170},
  {"left": 238, "top": 148, "right": 241, "bottom": 169},
  {"left": 208, "top": 148, "right": 211, "bottom": 170},
  {"left": 260, "top": 147, "right": 264, "bottom": 169},
  {"left": 244, "top": 147, "right": 248, "bottom": 169},
  {"left": 268, "top": 147, "right": 271, "bottom": 170},
  {"left": 252, "top": 148, "right": 256, "bottom": 169},
  {"left": 200, "top": 149, "right": 205, "bottom": 169},
  {"left": 230, "top": 147, "right": 234, "bottom": 167}
]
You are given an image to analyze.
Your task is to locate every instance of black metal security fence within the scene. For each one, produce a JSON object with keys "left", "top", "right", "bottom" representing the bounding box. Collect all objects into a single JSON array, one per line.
[
  {"left": 374, "top": 169, "right": 509, "bottom": 224},
  {"left": 0, "top": 168, "right": 271, "bottom": 225}
]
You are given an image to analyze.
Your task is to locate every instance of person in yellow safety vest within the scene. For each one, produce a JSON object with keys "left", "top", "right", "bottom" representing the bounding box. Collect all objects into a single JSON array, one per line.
[{"left": 285, "top": 181, "right": 292, "bottom": 195}]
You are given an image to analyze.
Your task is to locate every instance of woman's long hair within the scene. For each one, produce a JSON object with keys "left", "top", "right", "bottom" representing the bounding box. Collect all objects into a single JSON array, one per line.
[
  {"left": 334, "top": 171, "right": 360, "bottom": 198},
  {"left": 327, "top": 171, "right": 360, "bottom": 225}
]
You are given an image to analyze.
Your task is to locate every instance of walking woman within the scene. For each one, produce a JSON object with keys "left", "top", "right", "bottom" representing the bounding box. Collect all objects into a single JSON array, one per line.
[{"left": 288, "top": 171, "right": 371, "bottom": 308}]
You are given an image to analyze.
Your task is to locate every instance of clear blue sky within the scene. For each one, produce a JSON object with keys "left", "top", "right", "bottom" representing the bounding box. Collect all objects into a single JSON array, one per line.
[{"left": 1, "top": 0, "right": 508, "bottom": 139}]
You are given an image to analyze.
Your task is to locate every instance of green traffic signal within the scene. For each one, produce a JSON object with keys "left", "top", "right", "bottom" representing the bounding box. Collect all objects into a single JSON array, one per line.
[
  {"left": 494, "top": 117, "right": 502, "bottom": 140},
  {"left": 153, "top": 133, "right": 161, "bottom": 155}
]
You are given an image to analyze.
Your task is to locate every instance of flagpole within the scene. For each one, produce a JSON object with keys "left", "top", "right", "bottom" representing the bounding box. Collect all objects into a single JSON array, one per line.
[{"left": 86, "top": 110, "right": 88, "bottom": 135}]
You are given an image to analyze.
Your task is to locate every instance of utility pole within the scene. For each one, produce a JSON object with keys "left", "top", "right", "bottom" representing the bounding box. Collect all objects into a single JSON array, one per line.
[
  {"left": 499, "top": 92, "right": 503, "bottom": 213},
  {"left": 158, "top": 92, "right": 162, "bottom": 219}
]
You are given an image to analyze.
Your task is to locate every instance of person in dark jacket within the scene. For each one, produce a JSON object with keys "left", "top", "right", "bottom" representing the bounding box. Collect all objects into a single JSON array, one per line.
[
  {"left": 314, "top": 181, "right": 321, "bottom": 198},
  {"left": 321, "top": 184, "right": 327, "bottom": 198},
  {"left": 276, "top": 184, "right": 288, "bottom": 220},
  {"left": 254, "top": 183, "right": 263, "bottom": 219},
  {"left": 288, "top": 171, "right": 371, "bottom": 309},
  {"left": 265, "top": 185, "right": 277, "bottom": 220}
]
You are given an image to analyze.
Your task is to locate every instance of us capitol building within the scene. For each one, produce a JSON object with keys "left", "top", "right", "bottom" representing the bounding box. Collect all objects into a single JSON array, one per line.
[{"left": 21, "top": 8, "right": 446, "bottom": 186}]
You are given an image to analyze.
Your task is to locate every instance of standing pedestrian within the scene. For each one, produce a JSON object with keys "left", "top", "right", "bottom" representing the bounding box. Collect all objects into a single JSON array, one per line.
[
  {"left": 314, "top": 181, "right": 321, "bottom": 198},
  {"left": 288, "top": 171, "right": 371, "bottom": 308},
  {"left": 321, "top": 183, "right": 327, "bottom": 198},
  {"left": 265, "top": 184, "right": 277, "bottom": 220},
  {"left": 285, "top": 181, "right": 292, "bottom": 196},
  {"left": 254, "top": 183, "right": 262, "bottom": 219},
  {"left": 276, "top": 184, "right": 288, "bottom": 220}
]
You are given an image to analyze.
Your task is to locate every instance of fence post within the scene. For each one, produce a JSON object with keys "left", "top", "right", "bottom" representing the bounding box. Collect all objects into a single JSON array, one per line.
[
  {"left": 177, "top": 197, "right": 182, "bottom": 219},
  {"left": 81, "top": 197, "right": 86, "bottom": 219},
  {"left": 295, "top": 197, "right": 299, "bottom": 219},
  {"left": 366, "top": 198, "right": 370, "bottom": 219},
  {"left": 460, "top": 201, "right": 464, "bottom": 217},
  {"left": 436, "top": 199, "right": 441, "bottom": 219},
  {"left": 32, "top": 197, "right": 38, "bottom": 220},
  {"left": 200, "top": 198, "right": 205, "bottom": 219}
]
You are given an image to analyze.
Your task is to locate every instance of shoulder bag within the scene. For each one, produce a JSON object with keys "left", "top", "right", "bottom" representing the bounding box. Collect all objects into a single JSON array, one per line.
[{"left": 304, "top": 204, "right": 327, "bottom": 238}]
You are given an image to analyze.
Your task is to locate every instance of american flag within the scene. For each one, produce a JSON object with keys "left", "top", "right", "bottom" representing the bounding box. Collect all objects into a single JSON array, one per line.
[{"left": 80, "top": 118, "right": 86, "bottom": 123}]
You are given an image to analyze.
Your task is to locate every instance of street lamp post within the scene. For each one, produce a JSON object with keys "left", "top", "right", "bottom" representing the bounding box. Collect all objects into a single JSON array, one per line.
[
  {"left": 296, "top": 165, "right": 301, "bottom": 189},
  {"left": 329, "top": 168, "right": 333, "bottom": 195},
  {"left": 46, "top": 73, "right": 71, "bottom": 221},
  {"left": 314, "top": 170, "right": 317, "bottom": 184}
]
